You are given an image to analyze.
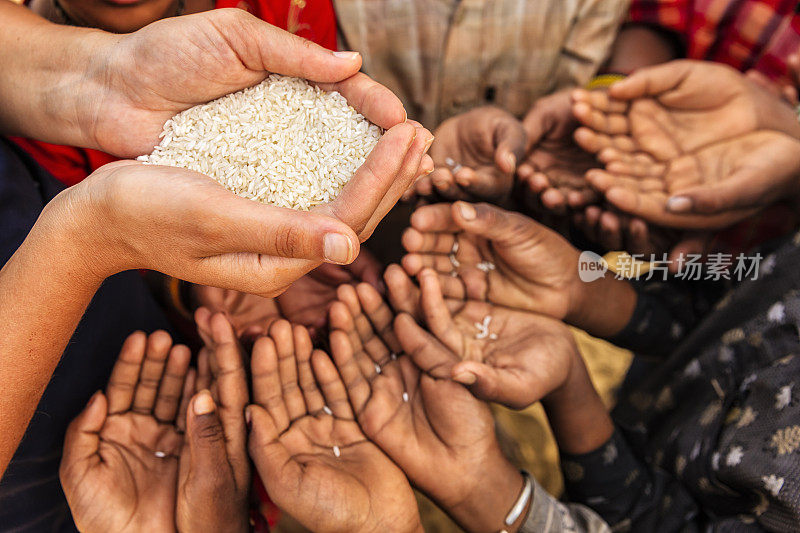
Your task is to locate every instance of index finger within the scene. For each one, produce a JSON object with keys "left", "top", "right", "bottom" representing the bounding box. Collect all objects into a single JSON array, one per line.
[
  {"left": 316, "top": 72, "right": 406, "bottom": 130},
  {"left": 222, "top": 10, "right": 363, "bottom": 83}
]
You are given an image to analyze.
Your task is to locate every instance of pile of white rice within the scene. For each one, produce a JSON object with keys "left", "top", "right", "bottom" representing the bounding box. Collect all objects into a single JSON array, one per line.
[{"left": 138, "top": 74, "right": 383, "bottom": 210}]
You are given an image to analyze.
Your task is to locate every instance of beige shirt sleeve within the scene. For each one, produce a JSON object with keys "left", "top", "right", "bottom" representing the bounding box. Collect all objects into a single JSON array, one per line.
[{"left": 553, "top": 0, "right": 632, "bottom": 89}]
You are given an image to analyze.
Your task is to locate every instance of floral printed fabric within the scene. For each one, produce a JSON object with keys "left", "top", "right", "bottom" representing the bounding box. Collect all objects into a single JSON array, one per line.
[{"left": 561, "top": 233, "right": 800, "bottom": 531}]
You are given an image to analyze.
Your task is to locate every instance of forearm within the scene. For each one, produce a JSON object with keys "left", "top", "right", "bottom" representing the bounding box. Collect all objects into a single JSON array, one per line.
[
  {"left": 567, "top": 275, "right": 638, "bottom": 340},
  {"left": 542, "top": 356, "right": 613, "bottom": 455},
  {"left": 604, "top": 23, "right": 682, "bottom": 75},
  {"left": 0, "top": 198, "right": 103, "bottom": 476},
  {"left": 445, "top": 454, "right": 528, "bottom": 533},
  {"left": 0, "top": 1, "right": 112, "bottom": 146}
]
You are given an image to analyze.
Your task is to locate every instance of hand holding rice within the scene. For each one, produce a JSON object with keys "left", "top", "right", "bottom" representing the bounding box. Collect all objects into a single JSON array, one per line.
[{"left": 138, "top": 74, "right": 383, "bottom": 211}]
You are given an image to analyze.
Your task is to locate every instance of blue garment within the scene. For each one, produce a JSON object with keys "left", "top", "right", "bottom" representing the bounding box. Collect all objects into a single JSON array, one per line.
[{"left": 0, "top": 139, "right": 173, "bottom": 532}]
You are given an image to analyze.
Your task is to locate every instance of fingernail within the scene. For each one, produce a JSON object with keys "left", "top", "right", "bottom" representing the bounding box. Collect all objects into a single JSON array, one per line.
[
  {"left": 426, "top": 166, "right": 435, "bottom": 175},
  {"left": 193, "top": 390, "right": 215, "bottom": 416},
  {"left": 332, "top": 51, "right": 360, "bottom": 60},
  {"left": 666, "top": 196, "right": 692, "bottom": 213},
  {"left": 87, "top": 390, "right": 100, "bottom": 406},
  {"left": 506, "top": 153, "right": 516, "bottom": 169},
  {"left": 424, "top": 134, "right": 435, "bottom": 152},
  {"left": 457, "top": 202, "right": 476, "bottom": 221},
  {"left": 245, "top": 406, "right": 253, "bottom": 429},
  {"left": 324, "top": 233, "right": 354, "bottom": 264},
  {"left": 453, "top": 372, "right": 477, "bottom": 385}
]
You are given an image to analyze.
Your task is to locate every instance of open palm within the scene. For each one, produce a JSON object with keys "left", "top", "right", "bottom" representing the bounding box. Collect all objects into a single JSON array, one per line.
[
  {"left": 88, "top": 415, "right": 183, "bottom": 531},
  {"left": 570, "top": 61, "right": 800, "bottom": 229},
  {"left": 401, "top": 202, "right": 581, "bottom": 320},
  {"left": 246, "top": 322, "right": 421, "bottom": 533},
  {"left": 518, "top": 89, "right": 600, "bottom": 212},
  {"left": 416, "top": 269, "right": 577, "bottom": 409},
  {"left": 582, "top": 130, "right": 800, "bottom": 228},
  {"left": 327, "top": 293, "right": 525, "bottom": 533},
  {"left": 60, "top": 331, "right": 191, "bottom": 533},
  {"left": 572, "top": 61, "right": 800, "bottom": 161}
]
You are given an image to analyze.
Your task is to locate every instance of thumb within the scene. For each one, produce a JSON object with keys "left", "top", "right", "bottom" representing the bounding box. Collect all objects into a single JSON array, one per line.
[
  {"left": 246, "top": 405, "right": 301, "bottom": 492},
  {"left": 185, "top": 390, "right": 228, "bottom": 472},
  {"left": 667, "top": 168, "right": 775, "bottom": 215},
  {"left": 452, "top": 362, "right": 536, "bottom": 410},
  {"left": 450, "top": 201, "right": 533, "bottom": 245},
  {"left": 608, "top": 60, "right": 696, "bottom": 100},
  {"left": 62, "top": 391, "right": 108, "bottom": 467},
  {"left": 493, "top": 119, "right": 527, "bottom": 173},
  {"left": 394, "top": 313, "right": 457, "bottom": 379}
]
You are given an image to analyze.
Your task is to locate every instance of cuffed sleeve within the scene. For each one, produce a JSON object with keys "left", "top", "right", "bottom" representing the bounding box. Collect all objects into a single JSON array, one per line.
[
  {"left": 607, "top": 279, "right": 725, "bottom": 357},
  {"left": 519, "top": 479, "right": 611, "bottom": 533}
]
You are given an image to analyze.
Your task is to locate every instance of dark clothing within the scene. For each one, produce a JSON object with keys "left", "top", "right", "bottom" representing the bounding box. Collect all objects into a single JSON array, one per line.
[
  {"left": 0, "top": 139, "right": 172, "bottom": 532},
  {"left": 561, "top": 235, "right": 800, "bottom": 531}
]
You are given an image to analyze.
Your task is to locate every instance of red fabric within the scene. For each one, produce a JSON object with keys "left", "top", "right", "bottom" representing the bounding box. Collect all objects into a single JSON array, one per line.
[
  {"left": 12, "top": 0, "right": 337, "bottom": 187},
  {"left": 630, "top": 0, "right": 800, "bottom": 83},
  {"left": 215, "top": 0, "right": 338, "bottom": 51},
  {"left": 630, "top": 0, "right": 800, "bottom": 255}
]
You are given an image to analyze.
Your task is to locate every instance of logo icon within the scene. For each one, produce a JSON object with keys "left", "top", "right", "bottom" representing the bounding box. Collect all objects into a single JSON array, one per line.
[{"left": 578, "top": 251, "right": 608, "bottom": 282}]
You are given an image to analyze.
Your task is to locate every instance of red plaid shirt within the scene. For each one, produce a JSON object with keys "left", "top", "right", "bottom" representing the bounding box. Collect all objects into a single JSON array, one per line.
[{"left": 630, "top": 0, "right": 800, "bottom": 82}]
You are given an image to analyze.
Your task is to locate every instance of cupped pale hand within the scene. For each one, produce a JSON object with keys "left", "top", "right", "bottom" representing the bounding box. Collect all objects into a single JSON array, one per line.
[
  {"left": 59, "top": 161, "right": 362, "bottom": 297},
  {"left": 246, "top": 321, "right": 423, "bottom": 533},
  {"left": 87, "top": 9, "right": 395, "bottom": 157},
  {"left": 59, "top": 118, "right": 430, "bottom": 298}
]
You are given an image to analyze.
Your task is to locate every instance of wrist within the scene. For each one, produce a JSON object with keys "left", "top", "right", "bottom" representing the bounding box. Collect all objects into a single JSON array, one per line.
[
  {"left": 447, "top": 454, "right": 525, "bottom": 533},
  {"left": 45, "top": 185, "right": 128, "bottom": 283},
  {"left": 25, "top": 20, "right": 118, "bottom": 148},
  {"left": 566, "top": 272, "right": 637, "bottom": 339},
  {"left": 542, "top": 357, "right": 613, "bottom": 455},
  {"left": 755, "top": 89, "right": 800, "bottom": 141}
]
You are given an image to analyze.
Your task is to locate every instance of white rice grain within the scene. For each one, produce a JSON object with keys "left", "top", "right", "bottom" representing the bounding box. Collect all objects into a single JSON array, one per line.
[{"left": 138, "top": 75, "right": 383, "bottom": 211}]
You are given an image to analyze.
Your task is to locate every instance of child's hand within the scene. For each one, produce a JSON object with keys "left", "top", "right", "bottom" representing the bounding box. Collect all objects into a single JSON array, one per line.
[
  {"left": 517, "top": 89, "right": 601, "bottom": 214},
  {"left": 177, "top": 312, "right": 251, "bottom": 533},
  {"left": 415, "top": 268, "right": 579, "bottom": 409},
  {"left": 327, "top": 298, "right": 527, "bottom": 533},
  {"left": 194, "top": 289, "right": 281, "bottom": 340},
  {"left": 401, "top": 202, "right": 637, "bottom": 338},
  {"left": 275, "top": 249, "right": 385, "bottom": 336},
  {"left": 246, "top": 321, "right": 423, "bottom": 533},
  {"left": 572, "top": 60, "right": 800, "bottom": 228},
  {"left": 402, "top": 202, "right": 581, "bottom": 322},
  {"left": 409, "top": 106, "right": 525, "bottom": 202},
  {"left": 60, "top": 331, "right": 190, "bottom": 533}
]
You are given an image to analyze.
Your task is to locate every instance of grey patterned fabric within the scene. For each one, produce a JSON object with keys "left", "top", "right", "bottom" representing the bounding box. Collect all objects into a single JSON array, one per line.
[{"left": 559, "top": 233, "right": 800, "bottom": 531}]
